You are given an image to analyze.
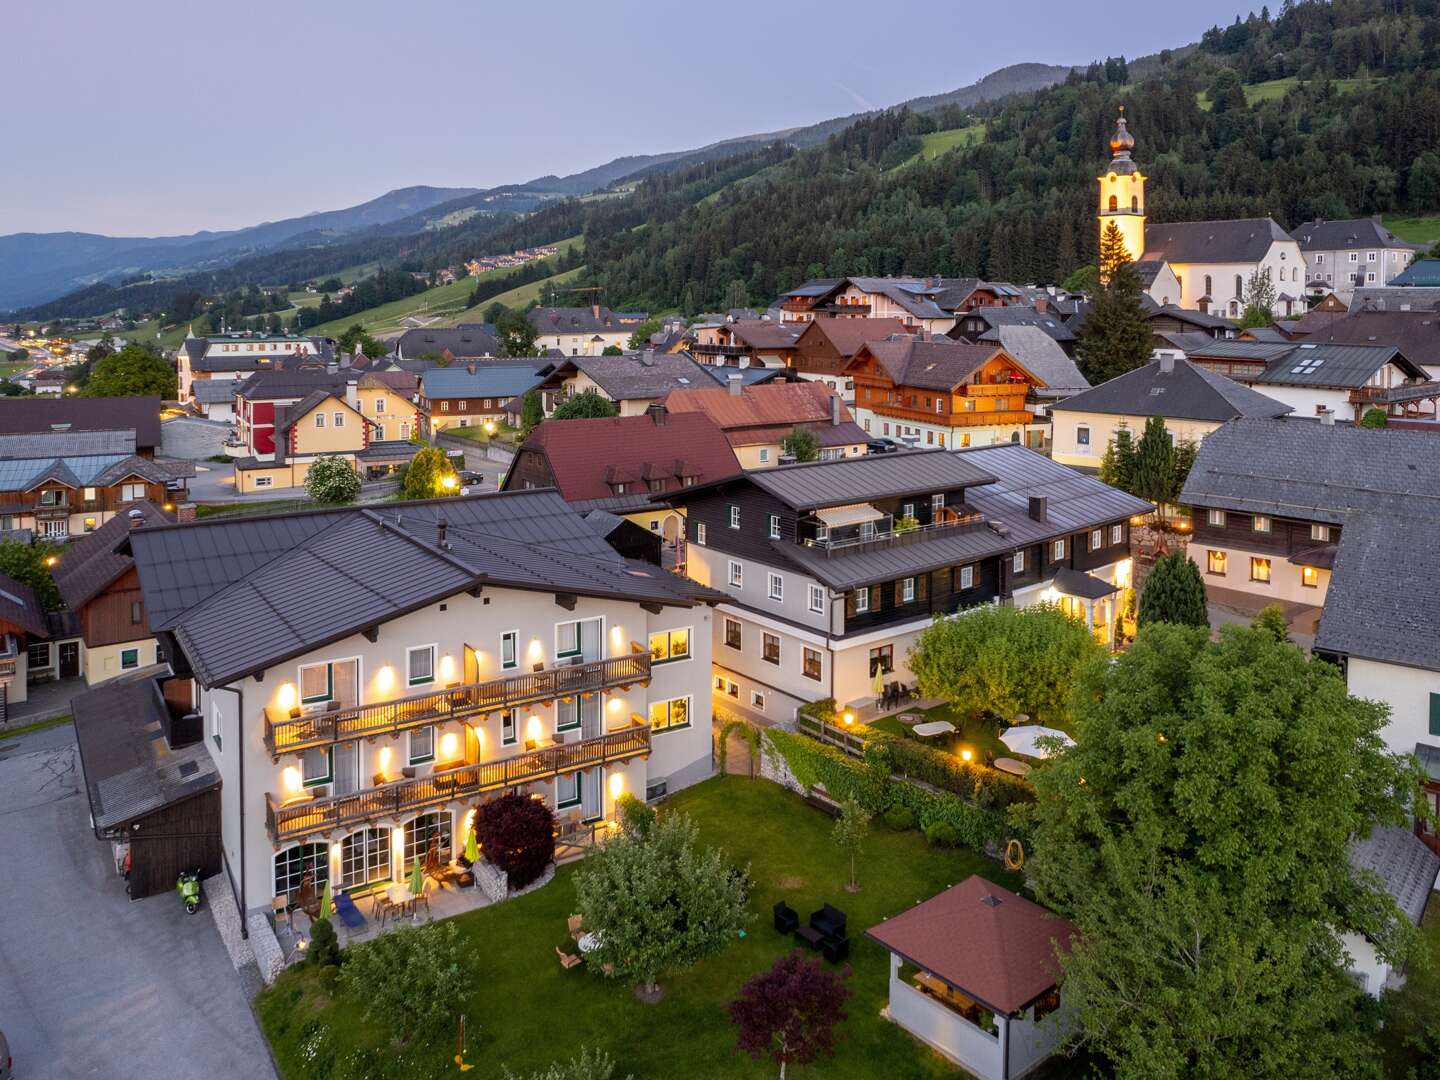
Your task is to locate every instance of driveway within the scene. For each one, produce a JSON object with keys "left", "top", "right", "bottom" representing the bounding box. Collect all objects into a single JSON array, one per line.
[
  {"left": 161, "top": 416, "right": 230, "bottom": 461},
  {"left": 0, "top": 725, "right": 275, "bottom": 1080}
]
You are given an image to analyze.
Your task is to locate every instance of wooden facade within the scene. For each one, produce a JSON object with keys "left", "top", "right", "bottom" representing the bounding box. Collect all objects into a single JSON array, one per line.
[
  {"left": 124, "top": 786, "right": 223, "bottom": 900},
  {"left": 0, "top": 477, "right": 172, "bottom": 537},
  {"left": 78, "top": 566, "right": 149, "bottom": 649}
]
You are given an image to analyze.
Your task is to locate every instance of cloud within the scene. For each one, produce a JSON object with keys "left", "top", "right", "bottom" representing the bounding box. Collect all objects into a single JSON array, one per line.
[{"left": 834, "top": 81, "right": 877, "bottom": 114}]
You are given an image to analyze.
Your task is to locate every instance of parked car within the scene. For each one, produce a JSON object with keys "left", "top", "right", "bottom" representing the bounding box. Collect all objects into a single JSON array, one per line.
[
  {"left": 458, "top": 470, "right": 484, "bottom": 486},
  {"left": 867, "top": 438, "right": 901, "bottom": 454}
]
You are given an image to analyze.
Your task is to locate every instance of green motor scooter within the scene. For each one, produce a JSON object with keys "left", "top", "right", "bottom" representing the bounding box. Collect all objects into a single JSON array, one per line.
[{"left": 177, "top": 869, "right": 203, "bottom": 914}]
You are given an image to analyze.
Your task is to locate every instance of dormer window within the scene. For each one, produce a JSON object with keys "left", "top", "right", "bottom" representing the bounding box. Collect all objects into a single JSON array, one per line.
[{"left": 613, "top": 482, "right": 628, "bottom": 495}]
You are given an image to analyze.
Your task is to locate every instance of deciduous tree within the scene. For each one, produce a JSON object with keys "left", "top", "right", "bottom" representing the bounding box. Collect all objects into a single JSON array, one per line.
[
  {"left": 1022, "top": 623, "right": 1426, "bottom": 1080},
  {"left": 551, "top": 390, "right": 618, "bottom": 420},
  {"left": 83, "top": 343, "right": 176, "bottom": 398},
  {"left": 830, "top": 796, "right": 870, "bottom": 892},
  {"left": 400, "top": 446, "right": 458, "bottom": 500},
  {"left": 1238, "top": 268, "right": 1277, "bottom": 328},
  {"left": 303, "top": 455, "right": 361, "bottom": 505},
  {"left": 496, "top": 309, "right": 539, "bottom": 357},
  {"left": 780, "top": 427, "right": 819, "bottom": 462},
  {"left": 729, "top": 950, "right": 850, "bottom": 1079},
  {"left": 338, "top": 921, "right": 469, "bottom": 1045}
]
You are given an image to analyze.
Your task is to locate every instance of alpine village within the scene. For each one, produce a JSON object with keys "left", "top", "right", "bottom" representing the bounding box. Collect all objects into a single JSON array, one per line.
[{"left": 7, "top": 3, "right": 1440, "bottom": 1079}]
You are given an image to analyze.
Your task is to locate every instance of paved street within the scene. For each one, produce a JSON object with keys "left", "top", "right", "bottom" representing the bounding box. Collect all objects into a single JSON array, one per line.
[
  {"left": 160, "top": 415, "right": 230, "bottom": 461},
  {"left": 0, "top": 725, "right": 275, "bottom": 1080}
]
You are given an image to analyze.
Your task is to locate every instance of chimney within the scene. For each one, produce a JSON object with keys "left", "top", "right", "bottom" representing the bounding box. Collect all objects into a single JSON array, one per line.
[
  {"left": 1319, "top": 408, "right": 1335, "bottom": 426},
  {"left": 1034, "top": 297, "right": 1048, "bottom": 314},
  {"left": 175, "top": 502, "right": 196, "bottom": 524},
  {"left": 830, "top": 393, "right": 841, "bottom": 426},
  {"left": 467, "top": 362, "right": 476, "bottom": 375},
  {"left": 1028, "top": 495, "right": 1048, "bottom": 523},
  {"left": 127, "top": 508, "right": 145, "bottom": 528},
  {"left": 648, "top": 403, "right": 667, "bottom": 426},
  {"left": 591, "top": 303, "right": 601, "bottom": 319},
  {"left": 1159, "top": 354, "right": 1175, "bottom": 374},
  {"left": 641, "top": 349, "right": 655, "bottom": 367},
  {"left": 437, "top": 517, "right": 450, "bottom": 550},
  {"left": 727, "top": 373, "right": 743, "bottom": 396}
]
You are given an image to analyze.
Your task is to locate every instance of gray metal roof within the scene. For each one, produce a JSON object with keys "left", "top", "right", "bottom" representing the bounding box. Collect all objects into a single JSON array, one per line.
[
  {"left": 417, "top": 365, "right": 542, "bottom": 400},
  {"left": 1180, "top": 417, "right": 1440, "bottom": 526},
  {"left": 1143, "top": 217, "right": 1292, "bottom": 264},
  {"left": 72, "top": 670, "right": 220, "bottom": 831},
  {"left": 1052, "top": 358, "right": 1292, "bottom": 423},
  {"left": 742, "top": 449, "right": 997, "bottom": 511},
  {"left": 1348, "top": 825, "right": 1439, "bottom": 928},
  {"left": 190, "top": 380, "right": 241, "bottom": 404},
  {"left": 1247, "top": 342, "right": 1427, "bottom": 389},
  {"left": 1314, "top": 512, "right": 1440, "bottom": 669},
  {"left": 1291, "top": 217, "right": 1425, "bottom": 253},
  {"left": 994, "top": 326, "right": 1089, "bottom": 393},
  {"left": 395, "top": 325, "right": 499, "bottom": 361},
  {"left": 561, "top": 352, "right": 720, "bottom": 400}
]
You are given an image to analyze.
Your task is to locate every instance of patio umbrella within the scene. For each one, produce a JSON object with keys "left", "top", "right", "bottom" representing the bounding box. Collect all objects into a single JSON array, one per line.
[
  {"left": 464, "top": 826, "right": 479, "bottom": 865},
  {"left": 871, "top": 668, "right": 885, "bottom": 698},
  {"left": 999, "top": 725, "right": 1075, "bottom": 760},
  {"left": 318, "top": 877, "right": 333, "bottom": 922},
  {"left": 408, "top": 859, "right": 425, "bottom": 896}
]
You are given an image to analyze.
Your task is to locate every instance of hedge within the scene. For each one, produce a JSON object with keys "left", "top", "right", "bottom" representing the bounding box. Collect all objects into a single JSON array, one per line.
[
  {"left": 868, "top": 732, "right": 1035, "bottom": 811},
  {"left": 765, "top": 730, "right": 1017, "bottom": 854}
]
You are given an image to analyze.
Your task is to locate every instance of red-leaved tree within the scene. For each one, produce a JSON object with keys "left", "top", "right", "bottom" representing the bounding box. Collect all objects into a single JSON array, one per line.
[
  {"left": 473, "top": 793, "right": 555, "bottom": 889},
  {"left": 729, "top": 949, "right": 850, "bottom": 1079}
]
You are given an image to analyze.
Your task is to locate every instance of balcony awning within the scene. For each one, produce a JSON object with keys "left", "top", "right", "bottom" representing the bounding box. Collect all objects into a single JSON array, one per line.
[
  {"left": 1052, "top": 567, "right": 1119, "bottom": 600},
  {"left": 815, "top": 503, "right": 885, "bottom": 528}
]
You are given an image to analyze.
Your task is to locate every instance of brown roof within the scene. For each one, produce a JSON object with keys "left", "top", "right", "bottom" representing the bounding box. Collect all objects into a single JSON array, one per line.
[
  {"left": 360, "top": 370, "right": 419, "bottom": 395},
  {"left": 797, "top": 317, "right": 909, "bottom": 358},
  {"left": 0, "top": 571, "right": 50, "bottom": 639},
  {"left": 0, "top": 396, "right": 162, "bottom": 453},
  {"left": 510, "top": 412, "right": 742, "bottom": 503},
  {"left": 660, "top": 380, "right": 855, "bottom": 432},
  {"left": 866, "top": 875, "right": 1076, "bottom": 1015},
  {"left": 1311, "top": 310, "right": 1440, "bottom": 368},
  {"left": 55, "top": 501, "right": 171, "bottom": 612},
  {"left": 726, "top": 321, "right": 804, "bottom": 350},
  {"left": 856, "top": 338, "right": 1027, "bottom": 391}
]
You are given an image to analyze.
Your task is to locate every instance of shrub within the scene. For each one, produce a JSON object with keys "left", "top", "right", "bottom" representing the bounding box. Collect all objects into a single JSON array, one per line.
[
  {"left": 307, "top": 916, "right": 342, "bottom": 967},
  {"left": 337, "top": 921, "right": 469, "bottom": 1045},
  {"left": 924, "top": 821, "right": 962, "bottom": 848},
  {"left": 871, "top": 733, "right": 1035, "bottom": 811},
  {"left": 503, "top": 1046, "right": 632, "bottom": 1080},
  {"left": 304, "top": 455, "right": 361, "bottom": 505},
  {"left": 615, "top": 793, "right": 656, "bottom": 840},
  {"left": 475, "top": 792, "right": 556, "bottom": 889},
  {"left": 882, "top": 805, "right": 916, "bottom": 831},
  {"left": 1359, "top": 407, "right": 1388, "bottom": 429}
]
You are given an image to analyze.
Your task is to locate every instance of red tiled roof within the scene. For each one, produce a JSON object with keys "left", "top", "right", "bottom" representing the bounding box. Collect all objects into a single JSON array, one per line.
[
  {"left": 866, "top": 875, "right": 1076, "bottom": 1015},
  {"left": 660, "top": 381, "right": 857, "bottom": 432},
  {"left": 515, "top": 412, "right": 741, "bottom": 503}
]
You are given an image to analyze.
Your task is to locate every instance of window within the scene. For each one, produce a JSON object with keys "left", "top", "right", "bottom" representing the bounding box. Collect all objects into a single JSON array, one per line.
[
  {"left": 768, "top": 514, "right": 780, "bottom": 540},
  {"left": 210, "top": 702, "right": 223, "bottom": 751},
  {"left": 758, "top": 448, "right": 771, "bottom": 464},
  {"left": 1207, "top": 550, "right": 1227, "bottom": 575},
  {"left": 298, "top": 658, "right": 357, "bottom": 707},
  {"left": 1301, "top": 565, "right": 1320, "bottom": 588},
  {"left": 751, "top": 691, "right": 766, "bottom": 711},
  {"left": 1111, "top": 524, "right": 1123, "bottom": 545},
  {"left": 1250, "top": 557, "right": 1271, "bottom": 583},
  {"left": 902, "top": 502, "right": 915, "bottom": 520},
  {"left": 500, "top": 631, "right": 517, "bottom": 670},
  {"left": 27, "top": 642, "right": 51, "bottom": 670},
  {"left": 274, "top": 843, "right": 328, "bottom": 901},
  {"left": 649, "top": 479, "right": 665, "bottom": 494},
  {"left": 1310, "top": 524, "right": 1331, "bottom": 542},
  {"left": 409, "top": 725, "right": 435, "bottom": 765},
  {"left": 301, "top": 746, "right": 332, "bottom": 787},
  {"left": 402, "top": 812, "right": 451, "bottom": 871},
  {"left": 557, "top": 771, "right": 581, "bottom": 808},
  {"left": 340, "top": 828, "right": 390, "bottom": 887},
  {"left": 1430, "top": 692, "right": 1440, "bottom": 737},
  {"left": 1052, "top": 539, "right": 1065, "bottom": 560},
  {"left": 1013, "top": 550, "right": 1025, "bottom": 573},
  {"left": 649, "top": 696, "right": 690, "bottom": 732},
  {"left": 121, "top": 483, "right": 145, "bottom": 502},
  {"left": 803, "top": 646, "right": 822, "bottom": 681},
  {"left": 959, "top": 564, "right": 974, "bottom": 590},
  {"left": 728, "top": 506, "right": 740, "bottom": 529},
  {"left": 724, "top": 617, "right": 742, "bottom": 649},
  {"left": 648, "top": 628, "right": 690, "bottom": 664},
  {"left": 767, "top": 573, "right": 783, "bottom": 602},
  {"left": 375, "top": 398, "right": 387, "bottom": 414},
  {"left": 900, "top": 577, "right": 916, "bottom": 603},
  {"left": 407, "top": 644, "right": 435, "bottom": 686},
  {"left": 1234, "top": 274, "right": 1243, "bottom": 299},
  {"left": 854, "top": 587, "right": 871, "bottom": 614},
  {"left": 612, "top": 482, "right": 628, "bottom": 495},
  {"left": 1076, "top": 425, "right": 1091, "bottom": 448},
  {"left": 1207, "top": 509, "right": 1226, "bottom": 527},
  {"left": 808, "top": 584, "right": 825, "bottom": 614},
  {"left": 1349, "top": 252, "right": 1359, "bottom": 263},
  {"left": 333, "top": 412, "right": 345, "bottom": 428},
  {"left": 374, "top": 425, "right": 384, "bottom": 440},
  {"left": 82, "top": 486, "right": 96, "bottom": 501},
  {"left": 120, "top": 648, "right": 139, "bottom": 670},
  {"left": 1090, "top": 528, "right": 1103, "bottom": 550},
  {"left": 931, "top": 493, "right": 945, "bottom": 515},
  {"left": 869, "top": 645, "right": 893, "bottom": 676},
  {"left": 1367, "top": 251, "right": 1377, "bottom": 262},
  {"left": 314, "top": 412, "right": 326, "bottom": 428},
  {"left": 501, "top": 709, "right": 517, "bottom": 746},
  {"left": 441, "top": 402, "right": 450, "bottom": 412},
  {"left": 695, "top": 522, "right": 707, "bottom": 545},
  {"left": 1252, "top": 514, "right": 1272, "bottom": 533},
  {"left": 1315, "top": 253, "right": 1325, "bottom": 264},
  {"left": 762, "top": 632, "right": 780, "bottom": 665},
  {"left": 130, "top": 601, "right": 143, "bottom": 625},
  {"left": 728, "top": 560, "right": 743, "bottom": 587}
]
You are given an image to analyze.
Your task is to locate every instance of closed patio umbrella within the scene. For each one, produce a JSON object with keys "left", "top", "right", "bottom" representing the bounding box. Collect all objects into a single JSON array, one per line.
[
  {"left": 871, "top": 668, "right": 885, "bottom": 698},
  {"left": 999, "top": 725, "right": 1074, "bottom": 760},
  {"left": 465, "top": 827, "right": 479, "bottom": 865},
  {"left": 408, "top": 859, "right": 425, "bottom": 896},
  {"left": 318, "top": 877, "right": 333, "bottom": 922}
]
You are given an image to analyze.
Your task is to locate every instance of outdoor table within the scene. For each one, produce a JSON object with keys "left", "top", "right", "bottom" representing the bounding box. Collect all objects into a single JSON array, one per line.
[
  {"left": 897, "top": 713, "right": 923, "bottom": 727},
  {"left": 911, "top": 720, "right": 956, "bottom": 739},
  {"left": 387, "top": 883, "right": 418, "bottom": 920},
  {"left": 993, "top": 757, "right": 1033, "bottom": 777}
]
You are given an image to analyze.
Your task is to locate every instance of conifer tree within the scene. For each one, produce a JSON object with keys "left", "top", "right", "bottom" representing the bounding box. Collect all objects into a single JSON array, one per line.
[
  {"left": 1098, "top": 423, "right": 1138, "bottom": 494},
  {"left": 1133, "top": 415, "right": 1175, "bottom": 511},
  {"left": 1077, "top": 223, "right": 1152, "bottom": 385},
  {"left": 1137, "top": 552, "right": 1209, "bottom": 630}
]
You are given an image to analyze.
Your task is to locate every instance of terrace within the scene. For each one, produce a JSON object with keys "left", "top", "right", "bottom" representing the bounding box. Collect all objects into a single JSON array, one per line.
[
  {"left": 264, "top": 653, "right": 651, "bottom": 758},
  {"left": 801, "top": 503, "right": 984, "bottom": 555}
]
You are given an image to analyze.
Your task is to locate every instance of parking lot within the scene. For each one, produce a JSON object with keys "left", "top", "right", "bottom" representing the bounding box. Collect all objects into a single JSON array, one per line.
[{"left": 0, "top": 725, "right": 274, "bottom": 1080}]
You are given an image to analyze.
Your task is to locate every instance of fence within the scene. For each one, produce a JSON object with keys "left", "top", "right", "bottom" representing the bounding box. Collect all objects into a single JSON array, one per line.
[{"left": 795, "top": 713, "right": 868, "bottom": 757}]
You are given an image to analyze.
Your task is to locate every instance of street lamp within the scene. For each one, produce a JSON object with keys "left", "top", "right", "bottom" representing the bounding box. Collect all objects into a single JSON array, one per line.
[{"left": 441, "top": 475, "right": 457, "bottom": 492}]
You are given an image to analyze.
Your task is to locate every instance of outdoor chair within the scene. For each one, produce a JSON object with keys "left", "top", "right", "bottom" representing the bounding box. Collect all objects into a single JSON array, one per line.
[
  {"left": 810, "top": 904, "right": 847, "bottom": 941},
  {"left": 773, "top": 901, "right": 799, "bottom": 935},
  {"left": 555, "top": 946, "right": 583, "bottom": 970},
  {"left": 294, "top": 870, "right": 320, "bottom": 920},
  {"left": 822, "top": 935, "right": 850, "bottom": 964},
  {"left": 371, "top": 892, "right": 396, "bottom": 928},
  {"left": 270, "top": 896, "right": 291, "bottom": 931},
  {"left": 568, "top": 914, "right": 585, "bottom": 942},
  {"left": 333, "top": 891, "right": 367, "bottom": 934}
]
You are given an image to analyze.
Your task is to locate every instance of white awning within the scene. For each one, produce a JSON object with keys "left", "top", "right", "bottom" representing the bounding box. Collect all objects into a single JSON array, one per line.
[{"left": 815, "top": 503, "right": 885, "bottom": 528}]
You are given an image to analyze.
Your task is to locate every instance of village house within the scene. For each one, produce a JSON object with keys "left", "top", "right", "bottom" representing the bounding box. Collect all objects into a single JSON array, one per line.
[
  {"left": 666, "top": 447, "right": 1148, "bottom": 721},
  {"left": 394, "top": 325, "right": 500, "bottom": 363},
  {"left": 660, "top": 379, "right": 869, "bottom": 469},
  {"left": 790, "top": 317, "right": 909, "bottom": 401},
  {"left": 1291, "top": 217, "right": 1425, "bottom": 301},
  {"left": 534, "top": 351, "right": 721, "bottom": 417},
  {"left": 847, "top": 337, "right": 1050, "bottom": 450},
  {"left": 177, "top": 329, "right": 332, "bottom": 405},
  {"left": 0, "top": 396, "right": 163, "bottom": 457},
  {"left": 1049, "top": 355, "right": 1290, "bottom": 473},
  {"left": 1305, "top": 308, "right": 1440, "bottom": 379},
  {"left": 688, "top": 319, "right": 804, "bottom": 369},
  {"left": 526, "top": 306, "right": 646, "bottom": 356},
  {"left": 417, "top": 363, "right": 543, "bottom": 434},
  {"left": 108, "top": 491, "right": 722, "bottom": 916},
  {"left": 950, "top": 304, "right": 1079, "bottom": 358}
]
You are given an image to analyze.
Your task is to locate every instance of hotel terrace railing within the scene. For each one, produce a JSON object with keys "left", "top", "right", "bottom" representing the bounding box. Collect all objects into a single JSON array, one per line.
[
  {"left": 803, "top": 507, "right": 985, "bottom": 557},
  {"left": 264, "top": 654, "right": 652, "bottom": 759},
  {"left": 1349, "top": 380, "right": 1440, "bottom": 406},
  {"left": 265, "top": 721, "right": 652, "bottom": 843}
]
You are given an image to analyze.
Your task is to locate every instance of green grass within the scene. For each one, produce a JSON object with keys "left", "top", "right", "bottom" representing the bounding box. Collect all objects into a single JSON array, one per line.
[
  {"left": 311, "top": 237, "right": 584, "bottom": 338},
  {"left": 0, "top": 714, "right": 72, "bottom": 740},
  {"left": 1197, "top": 75, "right": 1383, "bottom": 111},
  {"left": 448, "top": 264, "right": 586, "bottom": 326},
  {"left": 1381, "top": 903, "right": 1440, "bottom": 1078},
  {"left": 865, "top": 703, "right": 1042, "bottom": 762},
  {"left": 1383, "top": 215, "right": 1440, "bottom": 248},
  {"left": 194, "top": 499, "right": 312, "bottom": 519},
  {"left": 887, "top": 125, "right": 987, "bottom": 172},
  {"left": 256, "top": 775, "right": 1049, "bottom": 1079}
]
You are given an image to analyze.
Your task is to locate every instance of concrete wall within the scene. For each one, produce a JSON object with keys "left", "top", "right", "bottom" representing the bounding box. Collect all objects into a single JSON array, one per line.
[
  {"left": 1347, "top": 657, "right": 1440, "bottom": 757},
  {"left": 887, "top": 957, "right": 1004, "bottom": 1080},
  {"left": 83, "top": 637, "right": 160, "bottom": 686},
  {"left": 1168, "top": 241, "right": 1305, "bottom": 316},
  {"left": 1050, "top": 408, "right": 1222, "bottom": 471},
  {"left": 1194, "top": 541, "right": 1329, "bottom": 607},
  {"left": 1341, "top": 930, "right": 1392, "bottom": 997}
]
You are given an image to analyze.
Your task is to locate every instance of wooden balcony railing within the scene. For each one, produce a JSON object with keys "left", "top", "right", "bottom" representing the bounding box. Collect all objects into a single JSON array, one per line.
[
  {"left": 264, "top": 653, "right": 652, "bottom": 758},
  {"left": 265, "top": 722, "right": 651, "bottom": 843},
  {"left": 804, "top": 507, "right": 985, "bottom": 556}
]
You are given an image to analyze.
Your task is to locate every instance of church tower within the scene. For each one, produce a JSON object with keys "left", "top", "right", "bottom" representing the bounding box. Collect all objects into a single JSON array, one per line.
[{"left": 1097, "top": 107, "right": 1146, "bottom": 263}]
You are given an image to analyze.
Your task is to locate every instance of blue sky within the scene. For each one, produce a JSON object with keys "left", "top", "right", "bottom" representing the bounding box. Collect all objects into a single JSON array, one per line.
[{"left": 5, "top": 0, "right": 1249, "bottom": 236}]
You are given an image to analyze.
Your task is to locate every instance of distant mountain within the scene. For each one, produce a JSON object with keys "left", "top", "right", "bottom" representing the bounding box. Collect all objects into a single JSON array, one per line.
[{"left": 3, "top": 59, "right": 1093, "bottom": 315}]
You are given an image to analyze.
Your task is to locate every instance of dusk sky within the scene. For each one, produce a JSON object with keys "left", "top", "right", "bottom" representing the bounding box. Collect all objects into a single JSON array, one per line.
[{"left": 7, "top": 0, "right": 1249, "bottom": 237}]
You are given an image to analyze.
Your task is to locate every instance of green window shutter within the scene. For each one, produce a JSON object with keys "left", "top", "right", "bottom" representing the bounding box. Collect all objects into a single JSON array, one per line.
[{"left": 1430, "top": 693, "right": 1440, "bottom": 737}]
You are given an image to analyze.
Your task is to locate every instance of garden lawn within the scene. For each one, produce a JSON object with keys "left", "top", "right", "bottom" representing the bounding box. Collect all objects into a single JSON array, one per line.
[
  {"left": 1380, "top": 902, "right": 1440, "bottom": 1078},
  {"left": 866, "top": 702, "right": 1056, "bottom": 763},
  {"left": 1383, "top": 215, "right": 1440, "bottom": 248},
  {"left": 257, "top": 774, "right": 1042, "bottom": 1079}
]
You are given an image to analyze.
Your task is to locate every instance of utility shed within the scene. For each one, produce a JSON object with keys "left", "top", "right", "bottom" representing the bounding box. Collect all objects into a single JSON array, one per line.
[{"left": 72, "top": 669, "right": 221, "bottom": 899}]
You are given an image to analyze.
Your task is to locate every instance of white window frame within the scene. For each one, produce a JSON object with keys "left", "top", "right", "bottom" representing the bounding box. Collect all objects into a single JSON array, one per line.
[
  {"left": 959, "top": 565, "right": 974, "bottom": 590},
  {"left": 314, "top": 412, "right": 326, "bottom": 428},
  {"left": 301, "top": 746, "right": 332, "bottom": 787},
  {"left": 751, "top": 691, "right": 766, "bottom": 710},
  {"left": 1111, "top": 524, "right": 1123, "bottom": 544},
  {"left": 121, "top": 483, "right": 146, "bottom": 502},
  {"left": 406, "top": 644, "right": 436, "bottom": 687},
  {"left": 408, "top": 725, "right": 435, "bottom": 765},
  {"left": 500, "top": 630, "right": 518, "bottom": 670},
  {"left": 761, "top": 631, "right": 781, "bottom": 666},
  {"left": 1310, "top": 523, "right": 1331, "bottom": 542},
  {"left": 728, "top": 560, "right": 743, "bottom": 587},
  {"left": 758, "top": 448, "right": 771, "bottom": 464},
  {"left": 854, "top": 588, "right": 871, "bottom": 614},
  {"left": 768, "top": 514, "right": 780, "bottom": 540},
  {"left": 695, "top": 522, "right": 707, "bottom": 545},
  {"left": 1252, "top": 514, "right": 1272, "bottom": 533},
  {"left": 802, "top": 646, "right": 822, "bottom": 682},
  {"left": 1012, "top": 550, "right": 1025, "bottom": 573},
  {"left": 1076, "top": 425, "right": 1091, "bottom": 448},
  {"left": 767, "top": 573, "right": 783, "bottom": 602},
  {"left": 900, "top": 577, "right": 915, "bottom": 603},
  {"left": 808, "top": 584, "right": 825, "bottom": 614},
  {"left": 728, "top": 505, "right": 740, "bottom": 529},
  {"left": 1090, "top": 528, "right": 1103, "bottom": 550},
  {"left": 501, "top": 709, "right": 517, "bottom": 745},
  {"left": 931, "top": 493, "right": 944, "bottom": 514},
  {"left": 254, "top": 476, "right": 274, "bottom": 488},
  {"left": 1052, "top": 539, "right": 1065, "bottom": 560},
  {"left": 1208, "top": 508, "right": 1226, "bottom": 527},
  {"left": 333, "top": 411, "right": 345, "bottom": 428}
]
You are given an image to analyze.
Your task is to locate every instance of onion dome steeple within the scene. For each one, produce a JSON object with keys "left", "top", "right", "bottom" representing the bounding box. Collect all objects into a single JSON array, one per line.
[{"left": 1108, "top": 106, "right": 1138, "bottom": 175}]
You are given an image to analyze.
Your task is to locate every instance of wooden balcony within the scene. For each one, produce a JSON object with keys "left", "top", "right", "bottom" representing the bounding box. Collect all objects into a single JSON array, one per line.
[
  {"left": 264, "top": 653, "right": 652, "bottom": 759},
  {"left": 804, "top": 506, "right": 985, "bottom": 557},
  {"left": 265, "top": 721, "right": 651, "bottom": 843}
]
